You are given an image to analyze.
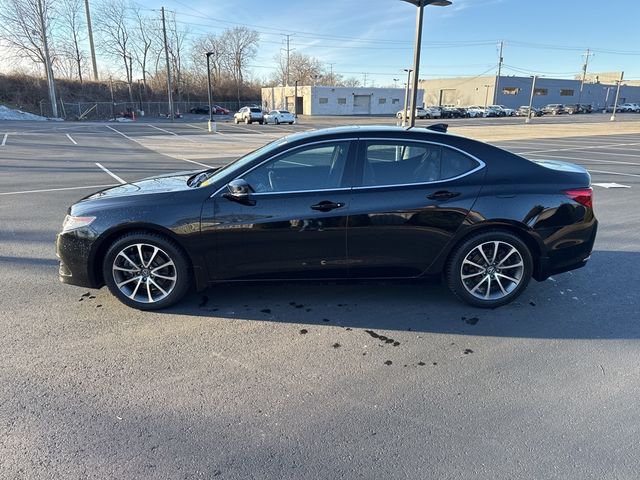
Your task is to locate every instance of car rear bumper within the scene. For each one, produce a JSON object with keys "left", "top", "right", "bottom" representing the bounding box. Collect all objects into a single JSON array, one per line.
[
  {"left": 535, "top": 218, "right": 598, "bottom": 280},
  {"left": 56, "top": 230, "right": 99, "bottom": 288}
]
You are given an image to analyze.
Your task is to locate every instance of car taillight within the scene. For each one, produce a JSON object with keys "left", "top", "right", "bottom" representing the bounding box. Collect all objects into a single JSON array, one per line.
[{"left": 564, "top": 188, "right": 593, "bottom": 209}]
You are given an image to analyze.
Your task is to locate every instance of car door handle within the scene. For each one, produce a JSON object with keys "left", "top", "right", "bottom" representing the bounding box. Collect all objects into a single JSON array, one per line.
[
  {"left": 310, "top": 201, "right": 345, "bottom": 212},
  {"left": 427, "top": 190, "right": 460, "bottom": 200}
]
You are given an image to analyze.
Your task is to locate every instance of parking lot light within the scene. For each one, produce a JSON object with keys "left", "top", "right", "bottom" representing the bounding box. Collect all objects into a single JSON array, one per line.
[
  {"left": 402, "top": 68, "right": 413, "bottom": 127},
  {"left": 206, "top": 52, "right": 215, "bottom": 132},
  {"left": 401, "top": 0, "right": 452, "bottom": 128},
  {"left": 525, "top": 75, "right": 537, "bottom": 124}
]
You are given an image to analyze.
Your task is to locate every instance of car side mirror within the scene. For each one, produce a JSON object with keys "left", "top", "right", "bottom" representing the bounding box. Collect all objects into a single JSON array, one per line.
[{"left": 223, "top": 179, "right": 256, "bottom": 206}]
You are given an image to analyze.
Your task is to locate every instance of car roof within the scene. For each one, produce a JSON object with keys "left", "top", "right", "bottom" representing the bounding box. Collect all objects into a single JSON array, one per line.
[{"left": 279, "top": 125, "right": 450, "bottom": 144}]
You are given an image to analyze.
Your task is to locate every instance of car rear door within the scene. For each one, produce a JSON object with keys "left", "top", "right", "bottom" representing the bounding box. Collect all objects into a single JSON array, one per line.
[{"left": 346, "top": 137, "right": 486, "bottom": 278}]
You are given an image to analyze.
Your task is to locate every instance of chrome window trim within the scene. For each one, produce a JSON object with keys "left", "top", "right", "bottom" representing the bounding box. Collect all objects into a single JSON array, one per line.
[
  {"left": 211, "top": 137, "right": 358, "bottom": 198},
  {"left": 355, "top": 137, "right": 486, "bottom": 190},
  {"left": 211, "top": 136, "right": 486, "bottom": 198}
]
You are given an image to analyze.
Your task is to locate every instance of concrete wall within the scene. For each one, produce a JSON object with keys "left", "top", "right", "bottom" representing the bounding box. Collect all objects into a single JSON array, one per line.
[
  {"left": 420, "top": 76, "right": 496, "bottom": 108},
  {"left": 261, "top": 86, "right": 423, "bottom": 116},
  {"left": 420, "top": 75, "right": 640, "bottom": 110}
]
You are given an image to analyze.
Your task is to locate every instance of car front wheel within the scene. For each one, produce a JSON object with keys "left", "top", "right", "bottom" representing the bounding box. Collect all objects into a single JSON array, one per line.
[
  {"left": 446, "top": 231, "right": 533, "bottom": 308},
  {"left": 103, "top": 232, "right": 190, "bottom": 310}
]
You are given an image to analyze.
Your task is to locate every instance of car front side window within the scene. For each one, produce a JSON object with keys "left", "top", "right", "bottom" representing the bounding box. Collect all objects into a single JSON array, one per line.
[{"left": 242, "top": 142, "right": 350, "bottom": 194}]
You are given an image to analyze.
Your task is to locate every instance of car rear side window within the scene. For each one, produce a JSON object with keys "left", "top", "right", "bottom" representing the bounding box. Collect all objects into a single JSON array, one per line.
[
  {"left": 243, "top": 142, "right": 350, "bottom": 193},
  {"left": 362, "top": 141, "right": 479, "bottom": 187}
]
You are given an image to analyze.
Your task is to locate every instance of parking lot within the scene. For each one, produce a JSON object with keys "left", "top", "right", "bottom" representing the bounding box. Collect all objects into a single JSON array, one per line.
[{"left": 1, "top": 115, "right": 639, "bottom": 479}]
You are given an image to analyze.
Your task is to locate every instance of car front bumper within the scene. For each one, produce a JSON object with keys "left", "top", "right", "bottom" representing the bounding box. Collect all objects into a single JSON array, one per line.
[{"left": 56, "top": 229, "right": 100, "bottom": 288}]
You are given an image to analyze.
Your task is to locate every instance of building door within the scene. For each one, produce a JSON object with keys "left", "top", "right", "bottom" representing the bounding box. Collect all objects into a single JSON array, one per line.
[{"left": 353, "top": 95, "right": 371, "bottom": 115}]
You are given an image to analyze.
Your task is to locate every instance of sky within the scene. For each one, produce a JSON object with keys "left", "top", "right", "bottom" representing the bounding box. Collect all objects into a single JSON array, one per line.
[{"left": 140, "top": 0, "right": 640, "bottom": 86}]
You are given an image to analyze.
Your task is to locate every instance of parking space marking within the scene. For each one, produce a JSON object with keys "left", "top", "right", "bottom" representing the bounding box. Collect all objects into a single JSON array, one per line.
[
  {"left": 525, "top": 142, "right": 640, "bottom": 155},
  {"left": 66, "top": 133, "right": 77, "bottom": 145},
  {"left": 593, "top": 182, "right": 631, "bottom": 189},
  {"left": 0, "top": 183, "right": 117, "bottom": 196},
  {"left": 588, "top": 169, "right": 640, "bottom": 178},
  {"left": 146, "top": 124, "right": 197, "bottom": 142},
  {"left": 526, "top": 153, "right": 640, "bottom": 166},
  {"left": 1, "top": 134, "right": 7, "bottom": 146},
  {"left": 95, "top": 162, "right": 126, "bottom": 184},
  {"left": 178, "top": 157, "right": 213, "bottom": 169},
  {"left": 227, "top": 124, "right": 264, "bottom": 134},
  {"left": 187, "top": 123, "right": 224, "bottom": 135}
]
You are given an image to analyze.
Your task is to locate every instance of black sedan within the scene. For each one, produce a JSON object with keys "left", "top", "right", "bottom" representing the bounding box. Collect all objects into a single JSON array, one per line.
[{"left": 57, "top": 125, "right": 597, "bottom": 310}]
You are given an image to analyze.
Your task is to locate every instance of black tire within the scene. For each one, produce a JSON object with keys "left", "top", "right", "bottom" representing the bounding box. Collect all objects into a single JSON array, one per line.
[
  {"left": 445, "top": 230, "right": 533, "bottom": 308},
  {"left": 289, "top": 122, "right": 294, "bottom": 125},
  {"left": 103, "top": 231, "right": 191, "bottom": 310},
  {"left": 275, "top": 118, "right": 280, "bottom": 125}
]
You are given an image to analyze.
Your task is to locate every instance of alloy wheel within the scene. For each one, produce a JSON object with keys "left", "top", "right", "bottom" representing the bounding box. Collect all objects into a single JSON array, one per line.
[
  {"left": 460, "top": 240, "right": 525, "bottom": 301},
  {"left": 111, "top": 243, "right": 177, "bottom": 304}
]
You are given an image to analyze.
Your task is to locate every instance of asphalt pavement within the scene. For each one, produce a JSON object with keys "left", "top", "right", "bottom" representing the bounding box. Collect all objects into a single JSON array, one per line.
[{"left": 1, "top": 116, "right": 639, "bottom": 479}]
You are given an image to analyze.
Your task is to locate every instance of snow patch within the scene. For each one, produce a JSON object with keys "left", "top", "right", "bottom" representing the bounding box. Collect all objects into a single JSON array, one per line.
[{"left": 0, "top": 105, "right": 52, "bottom": 121}]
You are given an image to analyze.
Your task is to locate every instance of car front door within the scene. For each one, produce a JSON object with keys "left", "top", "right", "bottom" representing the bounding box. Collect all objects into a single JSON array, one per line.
[
  {"left": 346, "top": 138, "right": 485, "bottom": 278},
  {"left": 205, "top": 140, "right": 355, "bottom": 280}
]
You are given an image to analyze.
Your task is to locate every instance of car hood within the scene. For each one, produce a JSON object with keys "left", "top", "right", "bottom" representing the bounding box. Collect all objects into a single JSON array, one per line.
[{"left": 81, "top": 170, "right": 200, "bottom": 201}]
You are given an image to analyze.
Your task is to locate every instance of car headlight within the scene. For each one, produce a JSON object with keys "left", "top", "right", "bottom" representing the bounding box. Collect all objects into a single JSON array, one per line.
[{"left": 62, "top": 215, "right": 96, "bottom": 232}]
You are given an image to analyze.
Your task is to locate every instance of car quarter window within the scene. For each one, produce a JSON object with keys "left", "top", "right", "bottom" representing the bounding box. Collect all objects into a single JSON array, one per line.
[
  {"left": 362, "top": 140, "right": 479, "bottom": 187},
  {"left": 242, "top": 141, "right": 351, "bottom": 193}
]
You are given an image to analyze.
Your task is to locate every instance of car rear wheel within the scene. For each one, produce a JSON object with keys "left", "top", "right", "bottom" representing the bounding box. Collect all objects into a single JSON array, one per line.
[
  {"left": 275, "top": 118, "right": 280, "bottom": 124},
  {"left": 446, "top": 231, "right": 533, "bottom": 308},
  {"left": 103, "top": 232, "right": 190, "bottom": 310}
]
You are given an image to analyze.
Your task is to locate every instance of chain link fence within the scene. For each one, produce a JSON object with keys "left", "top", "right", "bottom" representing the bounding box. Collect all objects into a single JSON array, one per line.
[{"left": 39, "top": 100, "right": 260, "bottom": 120}]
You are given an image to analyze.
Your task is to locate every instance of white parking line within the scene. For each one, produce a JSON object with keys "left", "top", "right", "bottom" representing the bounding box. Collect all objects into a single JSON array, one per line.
[
  {"left": 66, "top": 133, "right": 77, "bottom": 145},
  {"left": 106, "top": 125, "right": 212, "bottom": 168},
  {"left": 1, "top": 134, "right": 7, "bottom": 146},
  {"left": 187, "top": 123, "right": 224, "bottom": 135},
  {"left": 588, "top": 169, "right": 640, "bottom": 178},
  {"left": 525, "top": 142, "right": 640, "bottom": 155},
  {"left": 147, "top": 124, "right": 197, "bottom": 142},
  {"left": 227, "top": 124, "right": 264, "bottom": 134},
  {"left": 95, "top": 162, "right": 126, "bottom": 184},
  {"left": 526, "top": 153, "right": 640, "bottom": 166},
  {"left": 0, "top": 184, "right": 117, "bottom": 196}
]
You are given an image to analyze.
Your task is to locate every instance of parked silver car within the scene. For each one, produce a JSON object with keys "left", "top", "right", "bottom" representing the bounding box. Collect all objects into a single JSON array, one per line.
[{"left": 234, "top": 107, "right": 264, "bottom": 124}]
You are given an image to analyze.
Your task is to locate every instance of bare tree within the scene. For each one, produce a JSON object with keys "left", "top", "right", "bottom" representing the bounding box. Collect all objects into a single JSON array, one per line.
[
  {"left": 58, "top": 0, "right": 86, "bottom": 83},
  {"left": 190, "top": 33, "right": 227, "bottom": 83},
  {"left": 130, "top": 4, "right": 154, "bottom": 89},
  {"left": 0, "top": 0, "right": 55, "bottom": 72},
  {"left": 272, "top": 51, "right": 324, "bottom": 86},
  {"left": 95, "top": 0, "right": 133, "bottom": 97},
  {"left": 166, "top": 11, "right": 187, "bottom": 102},
  {"left": 222, "top": 26, "right": 259, "bottom": 106}
]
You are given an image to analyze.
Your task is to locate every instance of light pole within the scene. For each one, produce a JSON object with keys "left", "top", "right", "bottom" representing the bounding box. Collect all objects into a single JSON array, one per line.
[
  {"left": 402, "top": 68, "right": 412, "bottom": 127},
  {"left": 525, "top": 75, "right": 537, "bottom": 124},
  {"left": 401, "top": 0, "right": 452, "bottom": 128},
  {"left": 294, "top": 80, "right": 299, "bottom": 117},
  {"left": 393, "top": 78, "right": 399, "bottom": 88},
  {"left": 206, "top": 51, "right": 215, "bottom": 132},
  {"left": 483, "top": 84, "right": 491, "bottom": 109},
  {"left": 610, "top": 71, "right": 624, "bottom": 122}
]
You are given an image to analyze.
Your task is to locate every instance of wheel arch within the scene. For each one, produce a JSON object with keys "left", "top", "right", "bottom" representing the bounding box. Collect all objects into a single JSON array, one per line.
[
  {"left": 89, "top": 223, "right": 204, "bottom": 289},
  {"left": 431, "top": 220, "right": 545, "bottom": 280}
]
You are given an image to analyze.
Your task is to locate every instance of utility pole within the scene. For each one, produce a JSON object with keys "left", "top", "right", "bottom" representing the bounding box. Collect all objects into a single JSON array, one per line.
[
  {"left": 328, "top": 63, "right": 336, "bottom": 84},
  {"left": 36, "top": 0, "right": 57, "bottom": 118},
  {"left": 577, "top": 48, "right": 593, "bottom": 106},
  {"left": 84, "top": 0, "right": 99, "bottom": 81},
  {"left": 610, "top": 71, "right": 624, "bottom": 122},
  {"left": 493, "top": 40, "right": 504, "bottom": 105},
  {"left": 125, "top": 54, "right": 133, "bottom": 104},
  {"left": 161, "top": 7, "right": 175, "bottom": 121},
  {"left": 408, "top": 3, "right": 424, "bottom": 128},
  {"left": 363, "top": 72, "right": 368, "bottom": 87},
  {"left": 282, "top": 34, "right": 293, "bottom": 86}
]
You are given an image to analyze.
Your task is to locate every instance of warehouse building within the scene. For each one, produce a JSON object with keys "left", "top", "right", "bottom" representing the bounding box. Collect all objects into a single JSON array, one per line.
[
  {"left": 419, "top": 74, "right": 640, "bottom": 110},
  {"left": 261, "top": 86, "right": 423, "bottom": 116}
]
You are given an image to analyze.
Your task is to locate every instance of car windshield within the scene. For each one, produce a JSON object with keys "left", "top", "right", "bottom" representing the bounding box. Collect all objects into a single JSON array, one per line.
[
  {"left": 250, "top": 108, "right": 261, "bottom": 113},
  {"left": 278, "top": 110, "right": 290, "bottom": 114},
  {"left": 195, "top": 137, "right": 289, "bottom": 188}
]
